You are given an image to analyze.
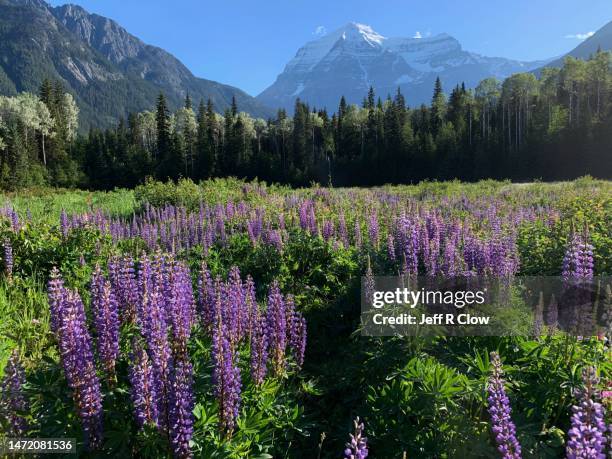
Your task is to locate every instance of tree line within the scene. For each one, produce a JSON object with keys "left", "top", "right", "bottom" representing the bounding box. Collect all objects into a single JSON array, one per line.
[{"left": 1, "top": 51, "right": 611, "bottom": 190}]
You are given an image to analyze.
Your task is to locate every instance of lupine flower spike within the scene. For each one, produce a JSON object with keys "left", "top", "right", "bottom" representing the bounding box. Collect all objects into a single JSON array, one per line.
[
  {"left": 343, "top": 416, "right": 368, "bottom": 459},
  {"left": 3, "top": 238, "right": 13, "bottom": 280},
  {"left": 0, "top": 349, "right": 29, "bottom": 436},
  {"left": 565, "top": 366, "right": 607, "bottom": 459},
  {"left": 487, "top": 352, "right": 522, "bottom": 459}
]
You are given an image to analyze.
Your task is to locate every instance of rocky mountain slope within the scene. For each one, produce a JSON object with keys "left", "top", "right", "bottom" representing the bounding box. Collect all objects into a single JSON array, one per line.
[
  {"left": 0, "top": 0, "right": 272, "bottom": 129},
  {"left": 257, "top": 22, "right": 550, "bottom": 111},
  {"left": 540, "top": 20, "right": 612, "bottom": 70}
]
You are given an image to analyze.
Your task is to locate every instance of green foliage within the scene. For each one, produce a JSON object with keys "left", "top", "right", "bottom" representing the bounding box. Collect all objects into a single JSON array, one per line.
[
  {"left": 3, "top": 51, "right": 612, "bottom": 191},
  {"left": 0, "top": 179, "right": 610, "bottom": 457}
]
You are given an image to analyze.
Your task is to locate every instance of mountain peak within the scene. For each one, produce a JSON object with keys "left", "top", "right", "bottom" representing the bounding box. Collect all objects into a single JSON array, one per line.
[
  {"left": 258, "top": 22, "right": 549, "bottom": 112},
  {"left": 338, "top": 22, "right": 386, "bottom": 46},
  {"left": 3, "top": 0, "right": 49, "bottom": 9}
]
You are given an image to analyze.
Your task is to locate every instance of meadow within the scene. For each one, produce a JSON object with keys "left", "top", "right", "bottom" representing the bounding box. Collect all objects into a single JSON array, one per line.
[{"left": 0, "top": 177, "right": 610, "bottom": 458}]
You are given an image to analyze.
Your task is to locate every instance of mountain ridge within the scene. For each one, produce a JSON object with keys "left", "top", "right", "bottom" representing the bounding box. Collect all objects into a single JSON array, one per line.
[
  {"left": 536, "top": 20, "right": 612, "bottom": 71},
  {"left": 0, "top": 0, "right": 273, "bottom": 129},
  {"left": 257, "top": 22, "right": 551, "bottom": 111}
]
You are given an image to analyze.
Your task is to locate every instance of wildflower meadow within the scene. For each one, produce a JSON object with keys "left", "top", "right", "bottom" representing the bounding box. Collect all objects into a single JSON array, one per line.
[{"left": 0, "top": 177, "right": 610, "bottom": 458}]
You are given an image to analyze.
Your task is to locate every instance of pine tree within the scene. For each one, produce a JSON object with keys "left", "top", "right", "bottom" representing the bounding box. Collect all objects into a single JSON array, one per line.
[
  {"left": 155, "top": 93, "right": 172, "bottom": 178},
  {"left": 231, "top": 96, "right": 238, "bottom": 118},
  {"left": 431, "top": 76, "right": 447, "bottom": 135}
]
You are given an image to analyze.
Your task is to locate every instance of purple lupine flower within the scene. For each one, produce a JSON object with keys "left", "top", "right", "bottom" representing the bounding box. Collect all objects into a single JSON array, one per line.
[
  {"left": 396, "top": 216, "right": 419, "bottom": 275},
  {"left": 226, "top": 266, "right": 245, "bottom": 344},
  {"left": 212, "top": 290, "right": 241, "bottom": 435},
  {"left": 55, "top": 289, "right": 104, "bottom": 450},
  {"left": 487, "top": 352, "right": 522, "bottom": 459},
  {"left": 136, "top": 254, "right": 153, "bottom": 327},
  {"left": 308, "top": 204, "right": 318, "bottom": 236},
  {"left": 566, "top": 367, "right": 607, "bottom": 459},
  {"left": 197, "top": 262, "right": 215, "bottom": 329},
  {"left": 167, "top": 261, "right": 196, "bottom": 352},
  {"left": 60, "top": 210, "right": 69, "bottom": 238},
  {"left": 368, "top": 213, "right": 379, "bottom": 248},
  {"left": 90, "top": 266, "right": 120, "bottom": 381},
  {"left": 289, "top": 311, "right": 307, "bottom": 368},
  {"left": 0, "top": 349, "right": 29, "bottom": 436},
  {"left": 108, "top": 256, "right": 139, "bottom": 323},
  {"left": 243, "top": 275, "right": 257, "bottom": 341},
  {"left": 562, "top": 233, "right": 596, "bottom": 335},
  {"left": 144, "top": 288, "right": 173, "bottom": 431},
  {"left": 387, "top": 233, "right": 396, "bottom": 262},
  {"left": 322, "top": 220, "right": 334, "bottom": 242},
  {"left": 546, "top": 294, "right": 558, "bottom": 333},
  {"left": 563, "top": 234, "right": 594, "bottom": 283},
  {"left": 284, "top": 294, "right": 306, "bottom": 367},
  {"left": 354, "top": 220, "right": 362, "bottom": 249},
  {"left": 128, "top": 341, "right": 158, "bottom": 428},
  {"left": 299, "top": 201, "right": 311, "bottom": 232},
  {"left": 338, "top": 212, "right": 349, "bottom": 248},
  {"left": 423, "top": 220, "right": 441, "bottom": 276},
  {"left": 250, "top": 310, "right": 268, "bottom": 386},
  {"left": 442, "top": 235, "right": 463, "bottom": 278},
  {"left": 364, "top": 260, "right": 375, "bottom": 307},
  {"left": 264, "top": 228, "right": 283, "bottom": 251},
  {"left": 343, "top": 416, "right": 368, "bottom": 459},
  {"left": 265, "top": 282, "right": 287, "bottom": 375},
  {"left": 533, "top": 293, "right": 544, "bottom": 337},
  {"left": 169, "top": 353, "right": 194, "bottom": 458},
  {"left": 47, "top": 267, "right": 65, "bottom": 336},
  {"left": 3, "top": 238, "right": 13, "bottom": 279}
]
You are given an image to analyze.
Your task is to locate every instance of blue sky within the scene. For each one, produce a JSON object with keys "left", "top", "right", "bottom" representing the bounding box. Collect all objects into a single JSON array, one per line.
[{"left": 48, "top": 0, "right": 612, "bottom": 96}]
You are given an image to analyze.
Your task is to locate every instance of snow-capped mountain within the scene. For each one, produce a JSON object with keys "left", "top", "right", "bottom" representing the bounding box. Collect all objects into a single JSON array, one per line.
[{"left": 257, "top": 22, "right": 549, "bottom": 111}]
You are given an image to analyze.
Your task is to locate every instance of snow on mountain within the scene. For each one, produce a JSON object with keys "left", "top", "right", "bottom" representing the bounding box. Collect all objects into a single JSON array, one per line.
[{"left": 257, "top": 22, "right": 548, "bottom": 112}]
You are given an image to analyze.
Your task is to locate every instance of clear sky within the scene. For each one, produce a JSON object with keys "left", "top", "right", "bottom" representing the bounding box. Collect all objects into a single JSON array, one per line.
[{"left": 48, "top": 0, "right": 612, "bottom": 96}]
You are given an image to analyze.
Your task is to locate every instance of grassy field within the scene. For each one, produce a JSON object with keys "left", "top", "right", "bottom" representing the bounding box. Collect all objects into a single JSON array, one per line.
[{"left": 0, "top": 178, "right": 610, "bottom": 458}]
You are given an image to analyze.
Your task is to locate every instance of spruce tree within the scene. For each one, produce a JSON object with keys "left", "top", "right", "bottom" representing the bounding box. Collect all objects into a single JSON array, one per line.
[
  {"left": 431, "top": 76, "right": 447, "bottom": 135},
  {"left": 155, "top": 93, "right": 172, "bottom": 178}
]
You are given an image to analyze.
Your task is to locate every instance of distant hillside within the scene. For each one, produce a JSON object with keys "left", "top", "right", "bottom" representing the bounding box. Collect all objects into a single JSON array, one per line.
[
  {"left": 538, "top": 20, "right": 612, "bottom": 70},
  {"left": 0, "top": 0, "right": 273, "bottom": 129}
]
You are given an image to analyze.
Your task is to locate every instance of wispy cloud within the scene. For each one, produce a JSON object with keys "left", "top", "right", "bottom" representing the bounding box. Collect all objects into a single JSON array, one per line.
[
  {"left": 565, "top": 31, "right": 595, "bottom": 40},
  {"left": 313, "top": 25, "right": 327, "bottom": 37}
]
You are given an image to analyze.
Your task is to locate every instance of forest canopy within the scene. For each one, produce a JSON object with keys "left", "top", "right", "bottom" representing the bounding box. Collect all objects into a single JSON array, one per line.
[{"left": 0, "top": 51, "right": 611, "bottom": 190}]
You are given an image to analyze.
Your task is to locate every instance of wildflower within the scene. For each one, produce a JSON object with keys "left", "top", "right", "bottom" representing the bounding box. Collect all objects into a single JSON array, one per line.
[
  {"left": 387, "top": 233, "right": 396, "bottom": 262},
  {"left": 0, "top": 350, "right": 29, "bottom": 436},
  {"left": 563, "top": 234, "right": 594, "bottom": 283},
  {"left": 368, "top": 213, "right": 379, "bottom": 248},
  {"left": 265, "top": 282, "right": 287, "bottom": 375},
  {"left": 47, "top": 267, "right": 65, "bottom": 334},
  {"left": 546, "top": 294, "right": 558, "bottom": 333},
  {"left": 60, "top": 210, "right": 69, "bottom": 238},
  {"left": 344, "top": 416, "right": 368, "bottom": 459},
  {"left": 55, "top": 289, "right": 104, "bottom": 449},
  {"left": 487, "top": 352, "right": 521, "bottom": 459},
  {"left": 212, "top": 290, "right": 241, "bottom": 435},
  {"left": 197, "top": 261, "right": 215, "bottom": 328},
  {"left": 169, "top": 354, "right": 194, "bottom": 458},
  {"left": 108, "top": 256, "right": 139, "bottom": 322},
  {"left": 289, "top": 311, "right": 307, "bottom": 368},
  {"left": 2, "top": 238, "right": 12, "bottom": 279},
  {"left": 566, "top": 367, "right": 607, "bottom": 459},
  {"left": 250, "top": 310, "right": 268, "bottom": 385},
  {"left": 91, "top": 266, "right": 120, "bottom": 380},
  {"left": 128, "top": 342, "right": 158, "bottom": 428},
  {"left": 145, "top": 288, "right": 173, "bottom": 430}
]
